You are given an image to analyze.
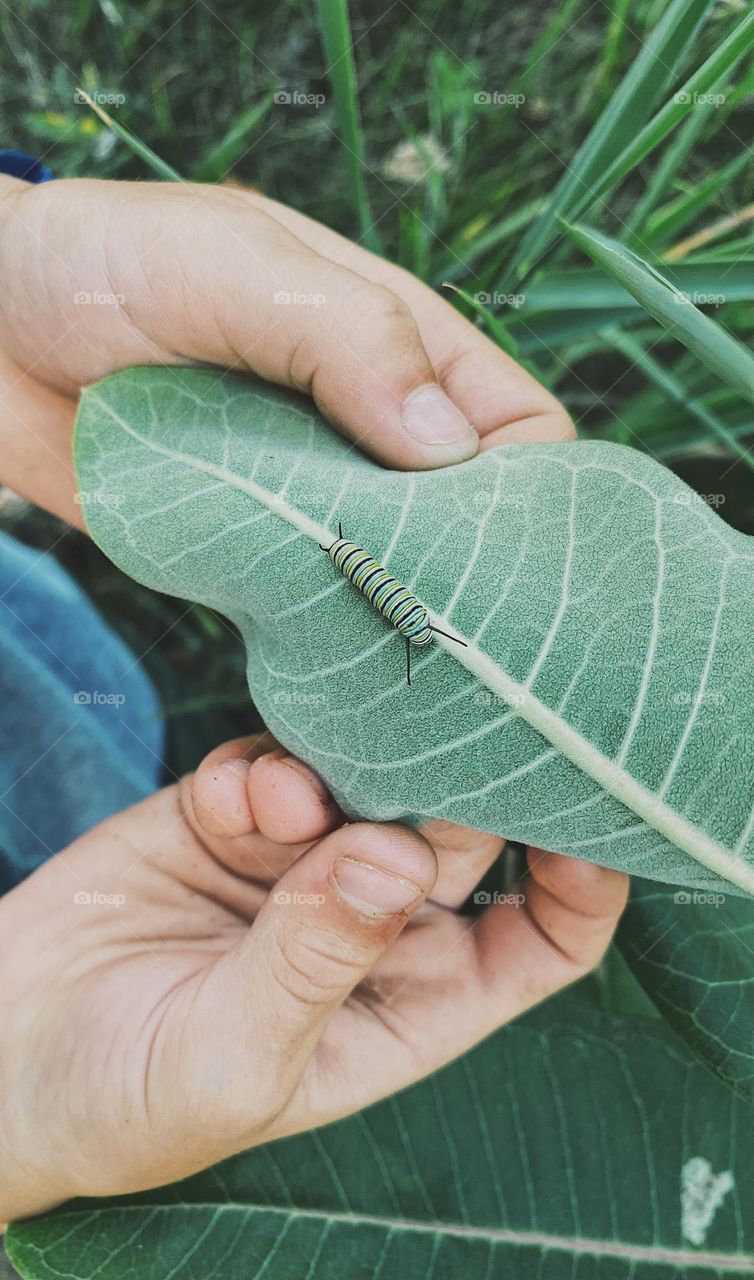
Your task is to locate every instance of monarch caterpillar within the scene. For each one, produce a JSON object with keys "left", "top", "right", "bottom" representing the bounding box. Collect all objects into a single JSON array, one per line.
[{"left": 320, "top": 523, "right": 467, "bottom": 685}]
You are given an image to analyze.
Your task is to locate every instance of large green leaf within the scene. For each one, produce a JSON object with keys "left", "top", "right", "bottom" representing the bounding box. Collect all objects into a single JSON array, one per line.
[
  {"left": 8, "top": 1005, "right": 754, "bottom": 1278},
  {"left": 74, "top": 367, "right": 754, "bottom": 896},
  {"left": 618, "top": 879, "right": 754, "bottom": 1104}
]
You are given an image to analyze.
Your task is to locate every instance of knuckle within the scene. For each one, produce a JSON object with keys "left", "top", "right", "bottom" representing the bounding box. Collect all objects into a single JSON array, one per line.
[
  {"left": 286, "top": 331, "right": 320, "bottom": 394},
  {"left": 341, "top": 281, "right": 415, "bottom": 343},
  {"left": 273, "top": 920, "right": 373, "bottom": 1007}
]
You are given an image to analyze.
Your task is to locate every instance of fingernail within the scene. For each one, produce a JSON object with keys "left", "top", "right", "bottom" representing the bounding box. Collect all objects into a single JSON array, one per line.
[
  {"left": 400, "top": 384, "right": 477, "bottom": 452},
  {"left": 331, "top": 856, "right": 422, "bottom": 917}
]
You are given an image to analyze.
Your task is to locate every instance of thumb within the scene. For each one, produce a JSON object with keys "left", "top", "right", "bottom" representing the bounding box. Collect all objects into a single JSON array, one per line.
[
  {"left": 0, "top": 178, "right": 479, "bottom": 470},
  {"left": 198, "top": 823, "right": 436, "bottom": 1126}
]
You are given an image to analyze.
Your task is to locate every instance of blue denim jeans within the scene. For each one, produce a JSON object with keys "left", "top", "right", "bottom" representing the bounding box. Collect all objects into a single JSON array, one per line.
[{"left": 0, "top": 531, "right": 164, "bottom": 893}]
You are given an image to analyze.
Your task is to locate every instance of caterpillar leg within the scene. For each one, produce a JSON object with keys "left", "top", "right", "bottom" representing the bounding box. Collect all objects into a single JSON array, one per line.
[{"left": 406, "top": 637, "right": 412, "bottom": 687}]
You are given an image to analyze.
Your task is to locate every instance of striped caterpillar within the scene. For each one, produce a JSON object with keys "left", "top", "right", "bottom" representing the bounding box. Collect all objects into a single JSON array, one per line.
[{"left": 321, "top": 523, "right": 467, "bottom": 685}]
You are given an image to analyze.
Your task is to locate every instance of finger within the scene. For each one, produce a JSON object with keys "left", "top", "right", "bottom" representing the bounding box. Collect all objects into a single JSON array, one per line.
[
  {"left": 278, "top": 849, "right": 627, "bottom": 1132},
  {"left": 184, "top": 734, "right": 304, "bottom": 888},
  {"left": 192, "top": 822, "right": 438, "bottom": 1129},
  {"left": 466, "top": 848, "right": 629, "bottom": 1022},
  {"left": 192, "top": 742, "right": 499, "bottom": 900},
  {"left": 0, "top": 178, "right": 479, "bottom": 470},
  {"left": 191, "top": 740, "right": 505, "bottom": 909},
  {"left": 419, "top": 818, "right": 503, "bottom": 908},
  {"left": 0, "top": 346, "right": 79, "bottom": 526},
  {"left": 515, "top": 846, "right": 630, "bottom": 974},
  {"left": 237, "top": 190, "right": 575, "bottom": 446},
  {"left": 246, "top": 749, "right": 341, "bottom": 844},
  {"left": 190, "top": 733, "right": 278, "bottom": 837},
  {"left": 192, "top": 739, "right": 339, "bottom": 846}
]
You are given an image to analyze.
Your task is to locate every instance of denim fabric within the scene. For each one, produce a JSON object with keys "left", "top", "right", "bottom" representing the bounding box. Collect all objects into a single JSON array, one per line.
[
  {"left": 0, "top": 148, "right": 54, "bottom": 183},
  {"left": 0, "top": 531, "right": 164, "bottom": 893}
]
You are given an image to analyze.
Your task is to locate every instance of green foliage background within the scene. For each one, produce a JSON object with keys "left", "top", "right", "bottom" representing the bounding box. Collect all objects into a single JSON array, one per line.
[{"left": 1, "top": 0, "right": 754, "bottom": 1275}]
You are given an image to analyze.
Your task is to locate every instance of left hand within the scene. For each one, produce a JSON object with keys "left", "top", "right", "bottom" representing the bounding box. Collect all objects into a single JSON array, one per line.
[
  {"left": 0, "top": 175, "right": 573, "bottom": 524},
  {"left": 0, "top": 733, "right": 627, "bottom": 1222}
]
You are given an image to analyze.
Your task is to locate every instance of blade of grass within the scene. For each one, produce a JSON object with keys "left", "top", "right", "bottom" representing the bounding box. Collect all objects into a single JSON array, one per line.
[
  {"left": 516, "top": 0, "right": 586, "bottom": 90},
  {"left": 508, "top": 0, "right": 719, "bottom": 282},
  {"left": 515, "top": 262, "right": 754, "bottom": 312},
  {"left": 644, "top": 150, "right": 751, "bottom": 248},
  {"left": 509, "top": 307, "right": 640, "bottom": 355},
  {"left": 592, "top": 0, "right": 633, "bottom": 105},
  {"left": 553, "top": 9, "right": 754, "bottom": 254},
  {"left": 437, "top": 197, "right": 547, "bottom": 285},
  {"left": 624, "top": 71, "right": 730, "bottom": 241},
  {"left": 684, "top": 243, "right": 754, "bottom": 262},
  {"left": 391, "top": 102, "right": 448, "bottom": 275},
  {"left": 192, "top": 93, "right": 274, "bottom": 182},
  {"left": 442, "top": 283, "right": 522, "bottom": 356},
  {"left": 565, "top": 221, "right": 754, "bottom": 404},
  {"left": 399, "top": 206, "right": 436, "bottom": 279},
  {"left": 606, "top": 327, "right": 754, "bottom": 472},
  {"left": 314, "top": 0, "right": 381, "bottom": 253},
  {"left": 664, "top": 201, "right": 754, "bottom": 260},
  {"left": 76, "top": 88, "right": 183, "bottom": 181}
]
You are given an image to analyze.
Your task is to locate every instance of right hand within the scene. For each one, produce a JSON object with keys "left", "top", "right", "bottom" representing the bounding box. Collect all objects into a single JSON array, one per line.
[{"left": 0, "top": 733, "right": 627, "bottom": 1222}]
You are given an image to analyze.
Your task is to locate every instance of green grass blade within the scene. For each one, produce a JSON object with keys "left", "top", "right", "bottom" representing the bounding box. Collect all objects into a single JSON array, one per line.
[
  {"left": 508, "top": 307, "right": 639, "bottom": 356},
  {"left": 663, "top": 200, "right": 754, "bottom": 261},
  {"left": 76, "top": 88, "right": 184, "bottom": 181},
  {"left": 644, "top": 150, "right": 751, "bottom": 248},
  {"left": 314, "top": 0, "right": 381, "bottom": 253},
  {"left": 508, "top": 0, "right": 718, "bottom": 282},
  {"left": 592, "top": 0, "right": 633, "bottom": 104},
  {"left": 560, "top": 9, "right": 754, "bottom": 240},
  {"left": 522, "top": 262, "right": 754, "bottom": 311},
  {"left": 438, "top": 197, "right": 547, "bottom": 285},
  {"left": 565, "top": 221, "right": 754, "bottom": 404},
  {"left": 192, "top": 93, "right": 274, "bottom": 182},
  {"left": 624, "top": 72, "right": 730, "bottom": 241},
  {"left": 516, "top": 0, "right": 586, "bottom": 89},
  {"left": 442, "top": 283, "right": 522, "bottom": 356},
  {"left": 606, "top": 327, "right": 754, "bottom": 473}
]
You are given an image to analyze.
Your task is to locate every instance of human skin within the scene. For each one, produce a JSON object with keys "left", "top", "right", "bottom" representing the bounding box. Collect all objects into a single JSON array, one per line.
[
  {"left": 0, "top": 177, "right": 628, "bottom": 1221},
  {"left": 0, "top": 174, "right": 573, "bottom": 522},
  {"left": 0, "top": 734, "right": 627, "bottom": 1220}
]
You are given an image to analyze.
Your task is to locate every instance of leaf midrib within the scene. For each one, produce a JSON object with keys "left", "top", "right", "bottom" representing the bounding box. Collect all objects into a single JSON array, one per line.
[
  {"left": 85, "top": 391, "right": 754, "bottom": 896},
  {"left": 17, "top": 1202, "right": 754, "bottom": 1272}
]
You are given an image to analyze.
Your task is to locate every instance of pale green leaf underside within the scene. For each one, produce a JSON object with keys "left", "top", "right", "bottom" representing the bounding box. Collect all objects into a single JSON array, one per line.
[
  {"left": 74, "top": 368, "right": 754, "bottom": 895},
  {"left": 8, "top": 1008, "right": 754, "bottom": 1277}
]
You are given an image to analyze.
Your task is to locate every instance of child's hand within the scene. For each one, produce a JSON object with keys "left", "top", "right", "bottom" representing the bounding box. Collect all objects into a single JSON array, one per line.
[
  {"left": 0, "top": 734, "right": 626, "bottom": 1223},
  {"left": 0, "top": 176, "right": 572, "bottom": 524}
]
